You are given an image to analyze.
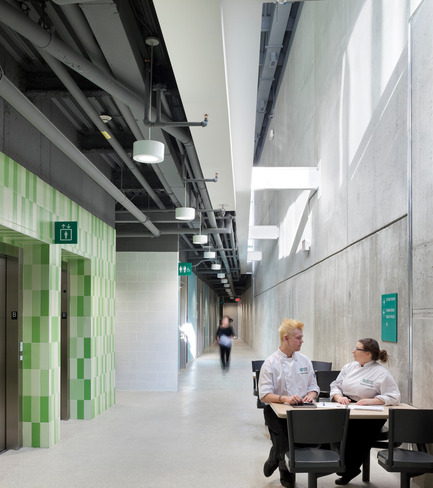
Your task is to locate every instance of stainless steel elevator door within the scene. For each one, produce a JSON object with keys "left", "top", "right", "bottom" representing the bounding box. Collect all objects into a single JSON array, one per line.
[
  {"left": 61, "top": 265, "right": 70, "bottom": 420},
  {"left": 0, "top": 256, "right": 6, "bottom": 452}
]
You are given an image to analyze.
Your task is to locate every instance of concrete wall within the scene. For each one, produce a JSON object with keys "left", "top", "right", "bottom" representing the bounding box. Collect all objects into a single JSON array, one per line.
[
  {"left": 411, "top": 0, "right": 433, "bottom": 411},
  {"left": 115, "top": 252, "right": 179, "bottom": 391},
  {"left": 243, "top": 0, "right": 413, "bottom": 404}
]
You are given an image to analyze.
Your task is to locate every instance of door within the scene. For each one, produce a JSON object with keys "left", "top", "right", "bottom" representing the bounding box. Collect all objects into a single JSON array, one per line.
[
  {"left": 61, "top": 263, "right": 70, "bottom": 420},
  {"left": 0, "top": 256, "right": 6, "bottom": 451},
  {"left": 0, "top": 254, "right": 19, "bottom": 451}
]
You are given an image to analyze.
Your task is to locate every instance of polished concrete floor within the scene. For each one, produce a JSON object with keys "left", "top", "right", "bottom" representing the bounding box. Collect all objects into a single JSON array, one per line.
[{"left": 0, "top": 340, "right": 403, "bottom": 487}]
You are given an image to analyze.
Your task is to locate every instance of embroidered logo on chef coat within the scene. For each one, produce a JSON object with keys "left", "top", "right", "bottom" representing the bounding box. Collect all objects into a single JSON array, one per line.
[
  {"left": 360, "top": 378, "right": 374, "bottom": 387},
  {"left": 299, "top": 367, "right": 308, "bottom": 375}
]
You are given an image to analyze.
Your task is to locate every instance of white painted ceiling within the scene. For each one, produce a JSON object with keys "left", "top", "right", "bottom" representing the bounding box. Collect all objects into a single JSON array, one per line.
[{"left": 153, "top": 0, "right": 263, "bottom": 273}]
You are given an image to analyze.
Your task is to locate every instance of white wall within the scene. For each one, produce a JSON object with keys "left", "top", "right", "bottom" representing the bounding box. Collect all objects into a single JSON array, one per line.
[{"left": 115, "top": 252, "right": 179, "bottom": 391}]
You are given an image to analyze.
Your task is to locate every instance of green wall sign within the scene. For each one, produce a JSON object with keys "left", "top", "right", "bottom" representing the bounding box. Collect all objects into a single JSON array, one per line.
[
  {"left": 381, "top": 293, "right": 397, "bottom": 342},
  {"left": 178, "top": 263, "right": 192, "bottom": 276},
  {"left": 54, "top": 221, "right": 78, "bottom": 244}
]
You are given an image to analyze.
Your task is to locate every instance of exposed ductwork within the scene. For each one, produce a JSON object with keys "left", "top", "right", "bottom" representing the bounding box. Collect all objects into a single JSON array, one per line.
[
  {"left": 0, "top": 0, "right": 241, "bottom": 293},
  {"left": 0, "top": 66, "right": 160, "bottom": 237}
]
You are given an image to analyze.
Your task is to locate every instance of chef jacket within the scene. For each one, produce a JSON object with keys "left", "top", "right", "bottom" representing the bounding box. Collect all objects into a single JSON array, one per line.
[
  {"left": 258, "top": 349, "right": 319, "bottom": 402},
  {"left": 329, "top": 360, "right": 400, "bottom": 405}
]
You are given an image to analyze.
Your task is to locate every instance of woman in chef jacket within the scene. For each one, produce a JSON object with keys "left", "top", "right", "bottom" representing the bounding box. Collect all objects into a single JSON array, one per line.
[{"left": 330, "top": 338, "right": 400, "bottom": 486}]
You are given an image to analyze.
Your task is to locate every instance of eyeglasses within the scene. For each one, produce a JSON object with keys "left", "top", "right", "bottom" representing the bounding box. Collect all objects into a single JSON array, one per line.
[{"left": 353, "top": 347, "right": 365, "bottom": 352}]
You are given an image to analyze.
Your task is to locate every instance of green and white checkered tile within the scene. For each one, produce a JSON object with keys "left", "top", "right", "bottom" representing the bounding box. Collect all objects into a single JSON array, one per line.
[{"left": 0, "top": 152, "right": 115, "bottom": 447}]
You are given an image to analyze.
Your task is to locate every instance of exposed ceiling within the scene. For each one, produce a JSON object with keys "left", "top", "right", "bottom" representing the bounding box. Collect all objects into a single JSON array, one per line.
[{"left": 0, "top": 0, "right": 301, "bottom": 298}]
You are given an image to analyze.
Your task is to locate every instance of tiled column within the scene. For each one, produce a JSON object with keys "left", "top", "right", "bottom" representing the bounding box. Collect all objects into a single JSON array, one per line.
[
  {"left": 69, "top": 258, "right": 93, "bottom": 419},
  {"left": 22, "top": 243, "right": 61, "bottom": 447}
]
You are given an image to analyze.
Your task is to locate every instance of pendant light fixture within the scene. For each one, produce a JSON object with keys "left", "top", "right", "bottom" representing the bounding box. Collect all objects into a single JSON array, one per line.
[
  {"left": 217, "top": 273, "right": 225, "bottom": 279},
  {"left": 175, "top": 180, "right": 195, "bottom": 221},
  {"left": 211, "top": 263, "right": 221, "bottom": 270},
  {"left": 193, "top": 211, "right": 208, "bottom": 245},
  {"left": 204, "top": 245, "right": 216, "bottom": 259},
  {"left": 133, "top": 37, "right": 165, "bottom": 164}
]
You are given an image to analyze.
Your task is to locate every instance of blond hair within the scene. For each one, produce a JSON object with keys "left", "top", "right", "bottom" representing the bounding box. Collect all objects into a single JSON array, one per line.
[{"left": 279, "top": 318, "right": 304, "bottom": 342}]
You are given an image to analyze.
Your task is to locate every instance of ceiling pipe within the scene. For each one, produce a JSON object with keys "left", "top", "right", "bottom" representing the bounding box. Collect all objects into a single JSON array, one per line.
[
  {"left": 0, "top": 66, "right": 160, "bottom": 237},
  {"left": 57, "top": 2, "right": 183, "bottom": 212},
  {"left": 37, "top": 49, "right": 166, "bottom": 210},
  {"left": 117, "top": 224, "right": 232, "bottom": 237},
  {"left": 0, "top": 1, "right": 235, "bottom": 278}
]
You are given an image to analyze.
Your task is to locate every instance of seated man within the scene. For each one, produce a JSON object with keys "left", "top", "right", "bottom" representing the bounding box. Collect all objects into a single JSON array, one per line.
[{"left": 258, "top": 318, "right": 319, "bottom": 488}]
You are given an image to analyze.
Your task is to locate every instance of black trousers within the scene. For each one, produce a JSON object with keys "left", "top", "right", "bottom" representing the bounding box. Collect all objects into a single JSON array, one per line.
[
  {"left": 219, "top": 345, "right": 231, "bottom": 368},
  {"left": 263, "top": 405, "right": 289, "bottom": 471},
  {"left": 343, "top": 418, "right": 386, "bottom": 473}
]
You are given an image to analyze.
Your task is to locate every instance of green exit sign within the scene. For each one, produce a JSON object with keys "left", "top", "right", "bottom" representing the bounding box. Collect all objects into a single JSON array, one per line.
[
  {"left": 54, "top": 221, "right": 78, "bottom": 244},
  {"left": 178, "top": 263, "right": 192, "bottom": 276}
]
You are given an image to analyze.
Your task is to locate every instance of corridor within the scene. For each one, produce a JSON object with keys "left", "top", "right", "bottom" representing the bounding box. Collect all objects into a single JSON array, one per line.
[{"left": 0, "top": 341, "right": 399, "bottom": 488}]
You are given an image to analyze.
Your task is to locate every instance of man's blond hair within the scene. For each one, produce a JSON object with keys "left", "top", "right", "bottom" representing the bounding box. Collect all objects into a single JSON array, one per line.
[{"left": 279, "top": 318, "right": 304, "bottom": 342}]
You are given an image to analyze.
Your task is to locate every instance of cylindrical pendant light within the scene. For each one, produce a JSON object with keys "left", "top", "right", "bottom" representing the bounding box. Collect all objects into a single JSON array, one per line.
[
  {"left": 224, "top": 284, "right": 230, "bottom": 288},
  {"left": 175, "top": 207, "right": 195, "bottom": 221},
  {"left": 217, "top": 273, "right": 225, "bottom": 279},
  {"left": 221, "top": 278, "right": 228, "bottom": 283},
  {"left": 204, "top": 251, "right": 216, "bottom": 259},
  {"left": 211, "top": 263, "right": 221, "bottom": 270},
  {"left": 193, "top": 234, "right": 208, "bottom": 245},
  {"left": 133, "top": 139, "right": 164, "bottom": 163}
]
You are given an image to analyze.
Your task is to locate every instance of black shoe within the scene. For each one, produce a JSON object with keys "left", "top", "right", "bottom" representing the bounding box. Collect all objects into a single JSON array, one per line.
[
  {"left": 279, "top": 469, "right": 295, "bottom": 488},
  {"left": 335, "top": 468, "right": 361, "bottom": 485},
  {"left": 263, "top": 458, "right": 278, "bottom": 477}
]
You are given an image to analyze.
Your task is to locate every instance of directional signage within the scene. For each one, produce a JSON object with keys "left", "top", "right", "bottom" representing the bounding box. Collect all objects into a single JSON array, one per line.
[
  {"left": 381, "top": 293, "right": 397, "bottom": 342},
  {"left": 178, "top": 263, "right": 192, "bottom": 276},
  {"left": 54, "top": 221, "right": 78, "bottom": 244}
]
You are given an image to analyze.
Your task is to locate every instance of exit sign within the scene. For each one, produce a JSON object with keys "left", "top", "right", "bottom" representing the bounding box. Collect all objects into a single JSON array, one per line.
[
  {"left": 54, "top": 221, "right": 78, "bottom": 244},
  {"left": 178, "top": 263, "right": 192, "bottom": 276}
]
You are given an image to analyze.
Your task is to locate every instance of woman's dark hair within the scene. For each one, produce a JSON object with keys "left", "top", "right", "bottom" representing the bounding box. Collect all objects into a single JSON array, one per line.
[{"left": 359, "top": 338, "right": 389, "bottom": 363}]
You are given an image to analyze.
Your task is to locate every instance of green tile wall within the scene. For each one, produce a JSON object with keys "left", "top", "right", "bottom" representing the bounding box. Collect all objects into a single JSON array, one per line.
[{"left": 0, "top": 152, "right": 116, "bottom": 447}]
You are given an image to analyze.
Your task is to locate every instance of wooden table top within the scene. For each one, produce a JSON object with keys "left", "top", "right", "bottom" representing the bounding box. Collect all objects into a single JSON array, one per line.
[{"left": 270, "top": 402, "right": 416, "bottom": 420}]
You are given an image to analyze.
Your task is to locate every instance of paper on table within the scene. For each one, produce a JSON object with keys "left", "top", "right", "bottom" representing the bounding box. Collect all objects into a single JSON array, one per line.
[
  {"left": 316, "top": 402, "right": 347, "bottom": 408},
  {"left": 348, "top": 405, "right": 385, "bottom": 411}
]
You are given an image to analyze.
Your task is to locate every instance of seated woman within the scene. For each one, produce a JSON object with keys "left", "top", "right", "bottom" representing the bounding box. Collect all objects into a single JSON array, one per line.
[{"left": 329, "top": 338, "right": 400, "bottom": 486}]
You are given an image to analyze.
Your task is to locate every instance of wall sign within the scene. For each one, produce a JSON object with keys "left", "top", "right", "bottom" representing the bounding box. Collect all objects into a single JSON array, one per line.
[
  {"left": 178, "top": 263, "right": 192, "bottom": 276},
  {"left": 54, "top": 221, "right": 78, "bottom": 244},
  {"left": 381, "top": 293, "right": 397, "bottom": 342}
]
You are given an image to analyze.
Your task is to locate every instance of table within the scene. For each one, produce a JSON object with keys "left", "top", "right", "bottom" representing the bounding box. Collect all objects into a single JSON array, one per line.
[{"left": 271, "top": 402, "right": 415, "bottom": 420}]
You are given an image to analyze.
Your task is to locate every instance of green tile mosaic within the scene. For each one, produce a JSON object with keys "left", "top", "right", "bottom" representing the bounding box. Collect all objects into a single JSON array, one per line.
[{"left": 0, "top": 152, "right": 116, "bottom": 447}]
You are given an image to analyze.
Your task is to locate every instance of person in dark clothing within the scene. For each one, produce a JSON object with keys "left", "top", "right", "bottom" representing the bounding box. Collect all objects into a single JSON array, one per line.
[{"left": 216, "top": 315, "right": 235, "bottom": 370}]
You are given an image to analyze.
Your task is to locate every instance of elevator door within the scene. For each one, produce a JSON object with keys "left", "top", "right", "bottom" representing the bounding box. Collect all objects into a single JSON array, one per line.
[
  {"left": 0, "top": 254, "right": 19, "bottom": 452},
  {"left": 0, "top": 256, "right": 6, "bottom": 452},
  {"left": 61, "top": 265, "right": 70, "bottom": 420}
]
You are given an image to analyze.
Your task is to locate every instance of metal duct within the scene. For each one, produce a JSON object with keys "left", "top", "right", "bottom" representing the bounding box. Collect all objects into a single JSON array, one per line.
[
  {"left": 0, "top": 66, "right": 160, "bottom": 237},
  {"left": 56, "top": 3, "right": 182, "bottom": 210},
  {"left": 38, "top": 50, "right": 165, "bottom": 210},
  {"left": 117, "top": 222, "right": 233, "bottom": 237},
  {"left": 0, "top": 1, "right": 234, "bottom": 278}
]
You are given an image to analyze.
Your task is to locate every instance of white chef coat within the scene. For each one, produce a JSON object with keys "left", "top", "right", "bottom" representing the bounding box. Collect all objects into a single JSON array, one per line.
[
  {"left": 329, "top": 360, "right": 400, "bottom": 405},
  {"left": 258, "top": 349, "right": 319, "bottom": 402}
]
